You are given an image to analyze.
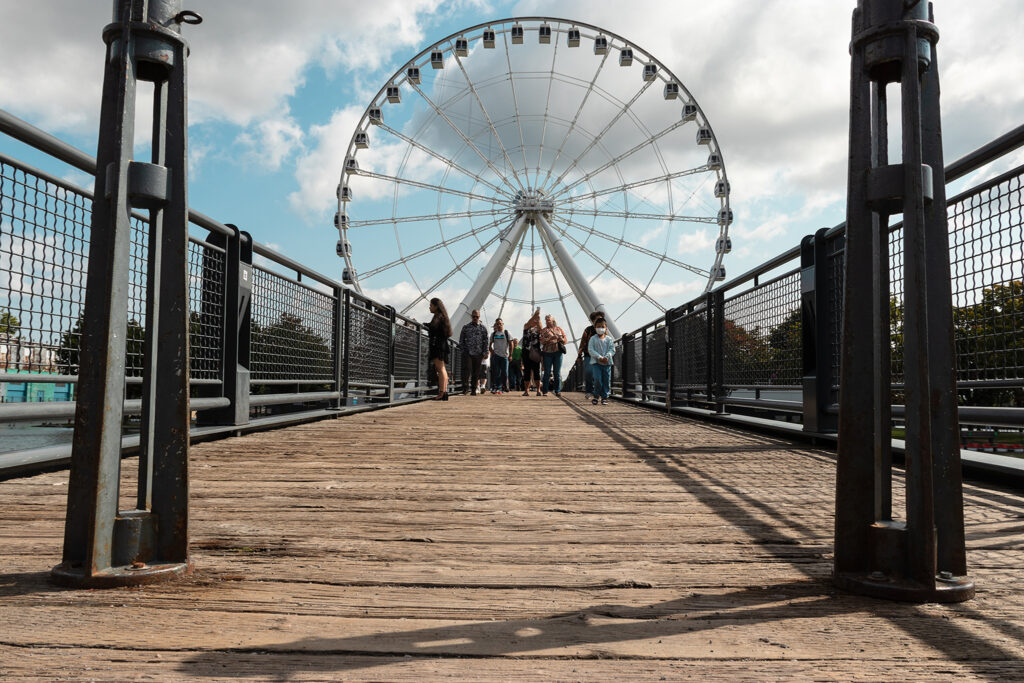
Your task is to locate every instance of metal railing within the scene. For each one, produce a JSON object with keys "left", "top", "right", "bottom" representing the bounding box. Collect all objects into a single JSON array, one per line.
[
  {"left": 1, "top": 112, "right": 464, "bottom": 473},
  {"left": 566, "top": 126, "right": 1024, "bottom": 448}
]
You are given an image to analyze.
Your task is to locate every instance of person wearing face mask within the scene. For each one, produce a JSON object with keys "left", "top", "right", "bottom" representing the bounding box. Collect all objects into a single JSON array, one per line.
[{"left": 588, "top": 317, "right": 615, "bottom": 405}]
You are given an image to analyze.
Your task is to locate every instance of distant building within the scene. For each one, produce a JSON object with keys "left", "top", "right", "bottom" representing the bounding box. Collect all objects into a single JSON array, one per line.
[{"left": 0, "top": 334, "right": 73, "bottom": 403}]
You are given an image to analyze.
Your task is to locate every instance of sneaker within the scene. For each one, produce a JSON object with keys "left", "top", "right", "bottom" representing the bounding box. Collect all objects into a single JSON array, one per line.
[
  {"left": 601, "top": 399, "right": 608, "bottom": 405},
  {"left": 554, "top": 392, "right": 561, "bottom": 397},
  {"left": 592, "top": 398, "right": 598, "bottom": 405}
]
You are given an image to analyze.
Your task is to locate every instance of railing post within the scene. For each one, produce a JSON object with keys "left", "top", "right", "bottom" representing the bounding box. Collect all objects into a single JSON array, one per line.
[
  {"left": 54, "top": 0, "right": 198, "bottom": 587},
  {"left": 198, "top": 224, "right": 251, "bottom": 427},
  {"left": 640, "top": 327, "right": 648, "bottom": 403},
  {"left": 621, "top": 334, "right": 632, "bottom": 399},
  {"left": 387, "top": 306, "right": 396, "bottom": 404},
  {"left": 416, "top": 322, "right": 424, "bottom": 395},
  {"left": 342, "top": 288, "right": 351, "bottom": 406},
  {"left": 665, "top": 311, "right": 674, "bottom": 413},
  {"left": 835, "top": 0, "right": 972, "bottom": 602},
  {"left": 714, "top": 291, "right": 726, "bottom": 413},
  {"left": 801, "top": 227, "right": 836, "bottom": 433},
  {"left": 331, "top": 284, "right": 344, "bottom": 409}
]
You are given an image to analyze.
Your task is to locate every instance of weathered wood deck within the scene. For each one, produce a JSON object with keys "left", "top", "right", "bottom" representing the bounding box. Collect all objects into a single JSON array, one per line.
[{"left": 2, "top": 394, "right": 1023, "bottom": 681}]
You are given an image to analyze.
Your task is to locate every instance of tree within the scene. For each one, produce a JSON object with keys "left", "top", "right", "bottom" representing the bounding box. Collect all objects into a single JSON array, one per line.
[
  {"left": 251, "top": 312, "right": 333, "bottom": 388},
  {"left": 0, "top": 309, "right": 19, "bottom": 335},
  {"left": 767, "top": 307, "right": 802, "bottom": 385},
  {"left": 57, "top": 314, "right": 146, "bottom": 382},
  {"left": 953, "top": 280, "right": 1023, "bottom": 407}
]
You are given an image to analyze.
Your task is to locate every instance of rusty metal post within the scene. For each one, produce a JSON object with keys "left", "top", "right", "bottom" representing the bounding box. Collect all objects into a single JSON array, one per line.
[
  {"left": 53, "top": 0, "right": 200, "bottom": 587},
  {"left": 834, "top": 0, "right": 972, "bottom": 602}
]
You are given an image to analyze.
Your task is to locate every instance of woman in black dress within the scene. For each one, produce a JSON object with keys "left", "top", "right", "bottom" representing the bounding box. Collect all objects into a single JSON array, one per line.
[{"left": 427, "top": 297, "right": 452, "bottom": 400}]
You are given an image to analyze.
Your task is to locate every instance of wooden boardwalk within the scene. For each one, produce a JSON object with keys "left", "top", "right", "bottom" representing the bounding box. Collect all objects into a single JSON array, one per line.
[{"left": 2, "top": 394, "right": 1023, "bottom": 681}]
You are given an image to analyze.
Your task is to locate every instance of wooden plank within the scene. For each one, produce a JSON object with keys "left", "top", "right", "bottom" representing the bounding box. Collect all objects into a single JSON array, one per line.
[{"left": 2, "top": 394, "right": 1023, "bottom": 679}]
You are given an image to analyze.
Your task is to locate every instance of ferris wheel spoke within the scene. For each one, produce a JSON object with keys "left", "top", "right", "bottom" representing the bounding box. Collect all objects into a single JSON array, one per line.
[
  {"left": 546, "top": 79, "right": 655, "bottom": 193},
  {"left": 449, "top": 40, "right": 529, "bottom": 192},
  {"left": 536, "top": 49, "right": 611, "bottom": 193},
  {"left": 537, "top": 235, "right": 579, "bottom": 346},
  {"left": 408, "top": 82, "right": 524, "bottom": 194},
  {"left": 548, "top": 217, "right": 666, "bottom": 313},
  {"left": 548, "top": 118, "right": 690, "bottom": 200},
  {"left": 560, "top": 166, "right": 710, "bottom": 205},
  {"left": 351, "top": 168, "right": 510, "bottom": 206},
  {"left": 557, "top": 216, "right": 710, "bottom": 277},
  {"left": 495, "top": 226, "right": 529, "bottom": 321},
  {"left": 562, "top": 207, "right": 718, "bottom": 224},
  {"left": 376, "top": 122, "right": 515, "bottom": 200},
  {"left": 359, "top": 216, "right": 509, "bottom": 280},
  {"left": 348, "top": 208, "right": 504, "bottom": 228},
  {"left": 499, "top": 31, "right": 532, "bottom": 191},
  {"left": 533, "top": 33, "right": 560, "bottom": 192},
  {"left": 398, "top": 216, "right": 517, "bottom": 316}
]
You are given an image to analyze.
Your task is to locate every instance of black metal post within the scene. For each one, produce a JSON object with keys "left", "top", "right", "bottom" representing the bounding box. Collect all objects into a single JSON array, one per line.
[
  {"left": 710, "top": 291, "right": 725, "bottom": 413},
  {"left": 665, "top": 311, "right": 674, "bottom": 413},
  {"left": 834, "top": 0, "right": 972, "bottom": 602},
  {"left": 801, "top": 227, "right": 837, "bottom": 432},
  {"left": 387, "top": 306, "right": 396, "bottom": 403},
  {"left": 621, "top": 334, "right": 632, "bottom": 399},
  {"left": 198, "top": 224, "right": 251, "bottom": 427},
  {"left": 54, "top": 0, "right": 200, "bottom": 587},
  {"left": 342, "top": 288, "right": 351, "bottom": 406}
]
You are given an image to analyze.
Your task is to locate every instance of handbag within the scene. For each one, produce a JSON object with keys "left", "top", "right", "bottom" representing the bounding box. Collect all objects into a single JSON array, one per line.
[
  {"left": 557, "top": 340, "right": 566, "bottom": 355},
  {"left": 529, "top": 347, "right": 542, "bottom": 364}
]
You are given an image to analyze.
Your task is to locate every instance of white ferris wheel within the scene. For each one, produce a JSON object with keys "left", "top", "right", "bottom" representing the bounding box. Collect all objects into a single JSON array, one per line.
[{"left": 335, "top": 17, "right": 732, "bottom": 343}]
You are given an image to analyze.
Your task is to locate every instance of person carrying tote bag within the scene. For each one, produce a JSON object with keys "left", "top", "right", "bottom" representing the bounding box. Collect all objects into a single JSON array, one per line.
[{"left": 521, "top": 309, "right": 543, "bottom": 396}]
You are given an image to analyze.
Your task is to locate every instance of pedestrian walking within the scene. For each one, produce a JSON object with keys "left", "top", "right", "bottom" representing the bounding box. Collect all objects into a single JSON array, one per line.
[
  {"left": 521, "top": 309, "right": 543, "bottom": 396},
  {"left": 588, "top": 317, "right": 615, "bottom": 405},
  {"left": 489, "top": 319, "right": 510, "bottom": 394},
  {"left": 578, "top": 311, "right": 601, "bottom": 399},
  {"left": 427, "top": 298, "right": 452, "bottom": 401},
  {"left": 459, "top": 309, "right": 489, "bottom": 395},
  {"left": 508, "top": 338, "right": 522, "bottom": 392},
  {"left": 540, "top": 314, "right": 568, "bottom": 397}
]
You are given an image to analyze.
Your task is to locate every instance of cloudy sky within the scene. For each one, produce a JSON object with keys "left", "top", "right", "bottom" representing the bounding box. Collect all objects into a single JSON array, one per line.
[{"left": 1, "top": 0, "right": 1022, "bottom": 336}]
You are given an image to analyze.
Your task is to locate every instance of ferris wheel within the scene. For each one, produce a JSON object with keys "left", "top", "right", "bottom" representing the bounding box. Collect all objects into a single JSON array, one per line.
[{"left": 335, "top": 17, "right": 732, "bottom": 342}]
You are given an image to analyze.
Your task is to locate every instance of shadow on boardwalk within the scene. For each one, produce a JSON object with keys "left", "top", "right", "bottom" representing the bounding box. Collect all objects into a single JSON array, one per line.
[{"left": 173, "top": 399, "right": 1024, "bottom": 681}]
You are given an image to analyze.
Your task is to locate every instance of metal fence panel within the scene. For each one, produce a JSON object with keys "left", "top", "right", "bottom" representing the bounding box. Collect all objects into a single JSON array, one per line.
[
  {"left": 346, "top": 299, "right": 390, "bottom": 387},
  {"left": 250, "top": 265, "right": 335, "bottom": 383},
  {"left": 721, "top": 271, "right": 802, "bottom": 388}
]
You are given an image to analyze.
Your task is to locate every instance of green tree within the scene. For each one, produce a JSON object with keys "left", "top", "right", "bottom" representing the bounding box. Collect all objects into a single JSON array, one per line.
[
  {"left": 56, "top": 314, "right": 146, "bottom": 381},
  {"left": 767, "top": 307, "right": 802, "bottom": 385},
  {"left": 953, "top": 280, "right": 1023, "bottom": 407},
  {"left": 0, "top": 309, "right": 19, "bottom": 335},
  {"left": 251, "top": 312, "right": 333, "bottom": 389}
]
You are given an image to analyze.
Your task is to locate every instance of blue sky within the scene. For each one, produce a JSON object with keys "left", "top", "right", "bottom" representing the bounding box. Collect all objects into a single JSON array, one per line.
[{"left": 2, "top": 1, "right": 1022, "bottom": 339}]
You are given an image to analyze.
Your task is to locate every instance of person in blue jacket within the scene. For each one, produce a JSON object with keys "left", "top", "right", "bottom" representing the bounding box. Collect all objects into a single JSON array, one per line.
[{"left": 587, "top": 317, "right": 615, "bottom": 405}]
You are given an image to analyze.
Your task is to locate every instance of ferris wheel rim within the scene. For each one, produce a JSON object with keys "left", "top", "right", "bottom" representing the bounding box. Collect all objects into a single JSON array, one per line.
[{"left": 336, "top": 16, "right": 733, "bottom": 324}]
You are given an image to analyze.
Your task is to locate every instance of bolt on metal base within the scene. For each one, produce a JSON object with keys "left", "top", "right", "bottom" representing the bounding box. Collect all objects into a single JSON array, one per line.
[
  {"left": 51, "top": 561, "right": 192, "bottom": 589},
  {"left": 835, "top": 571, "right": 974, "bottom": 604}
]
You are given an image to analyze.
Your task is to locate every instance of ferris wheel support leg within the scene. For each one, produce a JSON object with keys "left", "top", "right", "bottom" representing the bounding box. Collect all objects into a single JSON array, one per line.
[
  {"left": 450, "top": 215, "right": 529, "bottom": 334},
  {"left": 534, "top": 213, "right": 621, "bottom": 340}
]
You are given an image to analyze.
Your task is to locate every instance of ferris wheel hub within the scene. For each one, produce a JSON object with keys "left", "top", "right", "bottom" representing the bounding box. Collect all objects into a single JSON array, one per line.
[{"left": 513, "top": 189, "right": 555, "bottom": 218}]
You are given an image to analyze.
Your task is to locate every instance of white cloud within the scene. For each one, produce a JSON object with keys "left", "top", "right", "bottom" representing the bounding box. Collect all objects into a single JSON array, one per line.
[{"left": 238, "top": 117, "right": 305, "bottom": 171}]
